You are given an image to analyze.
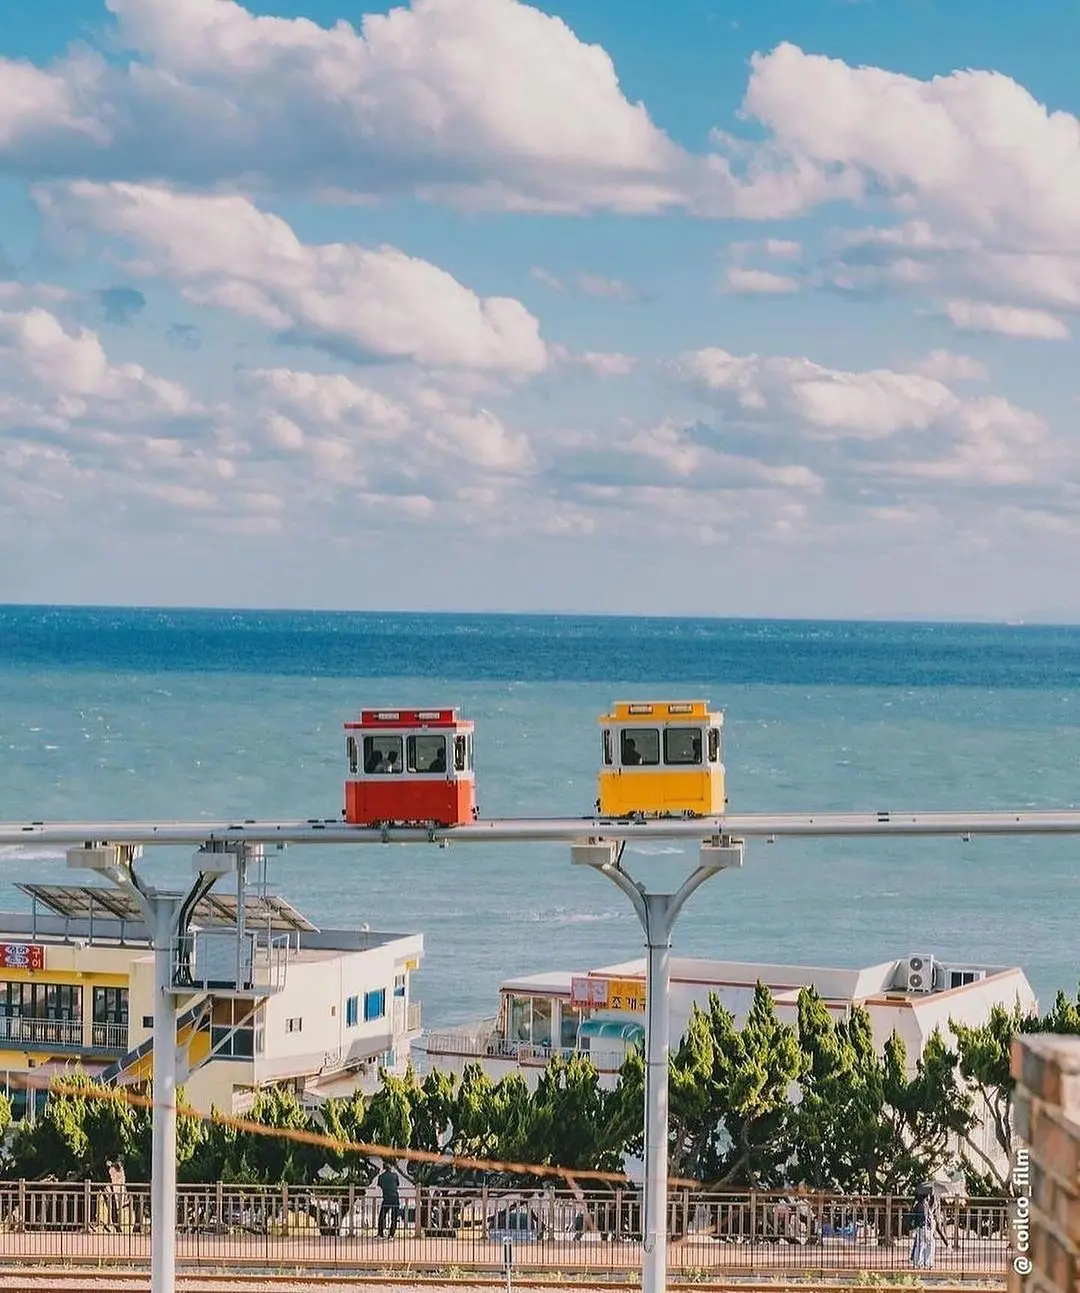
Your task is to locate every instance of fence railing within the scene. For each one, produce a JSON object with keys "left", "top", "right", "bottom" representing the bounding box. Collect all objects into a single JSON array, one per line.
[
  {"left": 424, "top": 1032, "right": 627, "bottom": 1072},
  {"left": 0, "top": 1017, "right": 128, "bottom": 1052},
  {"left": 0, "top": 1181, "right": 1013, "bottom": 1273}
]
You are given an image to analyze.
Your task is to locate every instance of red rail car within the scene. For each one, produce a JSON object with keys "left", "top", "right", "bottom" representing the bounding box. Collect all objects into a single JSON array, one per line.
[{"left": 343, "top": 708, "right": 477, "bottom": 827}]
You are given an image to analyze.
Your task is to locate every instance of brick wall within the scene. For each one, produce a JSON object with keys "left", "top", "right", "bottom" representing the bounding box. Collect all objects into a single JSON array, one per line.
[{"left": 1009, "top": 1034, "right": 1080, "bottom": 1293}]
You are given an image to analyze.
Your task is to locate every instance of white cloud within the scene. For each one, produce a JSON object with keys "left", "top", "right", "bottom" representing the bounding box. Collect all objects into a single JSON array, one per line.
[
  {"left": 674, "top": 345, "right": 1063, "bottom": 491},
  {"left": 550, "top": 345, "right": 637, "bottom": 377},
  {"left": 242, "top": 366, "right": 535, "bottom": 484},
  {"left": 531, "top": 266, "right": 641, "bottom": 301},
  {"left": 908, "top": 350, "right": 989, "bottom": 383},
  {"left": 0, "top": 306, "right": 189, "bottom": 410},
  {"left": 739, "top": 48, "right": 1080, "bottom": 323},
  {"left": 38, "top": 182, "right": 548, "bottom": 374},
  {"left": 762, "top": 239, "right": 802, "bottom": 260},
  {"left": 742, "top": 44, "right": 1080, "bottom": 249},
  {"left": 0, "top": 306, "right": 256, "bottom": 524},
  {"left": 576, "top": 273, "right": 641, "bottom": 302},
  {"left": 723, "top": 266, "right": 799, "bottom": 295},
  {"left": 573, "top": 351, "right": 637, "bottom": 378},
  {"left": 943, "top": 300, "right": 1071, "bottom": 340},
  {"left": 729, "top": 238, "right": 802, "bottom": 262},
  {"left": 530, "top": 267, "right": 566, "bottom": 291},
  {"left": 0, "top": 1, "right": 872, "bottom": 218},
  {"left": 0, "top": 0, "right": 709, "bottom": 214}
]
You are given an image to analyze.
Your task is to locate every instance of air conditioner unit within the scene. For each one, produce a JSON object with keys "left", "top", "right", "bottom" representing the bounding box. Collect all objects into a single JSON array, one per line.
[{"left": 902, "top": 954, "right": 935, "bottom": 993}]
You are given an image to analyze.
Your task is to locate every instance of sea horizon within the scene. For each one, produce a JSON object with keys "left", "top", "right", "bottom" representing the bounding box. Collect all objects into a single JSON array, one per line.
[{"left": 0, "top": 601, "right": 1072, "bottom": 627}]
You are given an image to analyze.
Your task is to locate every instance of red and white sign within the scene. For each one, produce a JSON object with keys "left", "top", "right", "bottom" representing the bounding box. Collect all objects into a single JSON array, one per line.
[
  {"left": 0, "top": 943, "right": 44, "bottom": 971},
  {"left": 570, "top": 976, "right": 610, "bottom": 1007}
]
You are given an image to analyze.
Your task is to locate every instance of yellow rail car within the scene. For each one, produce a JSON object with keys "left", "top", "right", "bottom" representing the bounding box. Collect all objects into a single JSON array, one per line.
[{"left": 597, "top": 700, "right": 726, "bottom": 818}]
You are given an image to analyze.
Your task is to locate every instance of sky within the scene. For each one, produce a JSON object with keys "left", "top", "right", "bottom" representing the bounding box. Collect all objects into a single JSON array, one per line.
[{"left": 1, "top": 0, "right": 1079, "bottom": 619}]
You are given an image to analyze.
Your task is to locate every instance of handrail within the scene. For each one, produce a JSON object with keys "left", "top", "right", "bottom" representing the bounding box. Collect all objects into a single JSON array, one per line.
[{"left": 0, "top": 1016, "right": 128, "bottom": 1050}]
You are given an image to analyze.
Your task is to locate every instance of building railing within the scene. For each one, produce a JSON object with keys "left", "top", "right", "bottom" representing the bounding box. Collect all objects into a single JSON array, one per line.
[
  {"left": 424, "top": 1031, "right": 626, "bottom": 1072},
  {"left": 171, "top": 932, "right": 290, "bottom": 995},
  {"left": 406, "top": 1001, "right": 422, "bottom": 1033},
  {"left": 0, "top": 1017, "right": 128, "bottom": 1053},
  {"left": 0, "top": 1181, "right": 1012, "bottom": 1274},
  {"left": 88, "top": 1021, "right": 130, "bottom": 1051}
]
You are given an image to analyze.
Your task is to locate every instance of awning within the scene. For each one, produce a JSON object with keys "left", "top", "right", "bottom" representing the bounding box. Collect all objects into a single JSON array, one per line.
[{"left": 578, "top": 1018, "right": 645, "bottom": 1044}]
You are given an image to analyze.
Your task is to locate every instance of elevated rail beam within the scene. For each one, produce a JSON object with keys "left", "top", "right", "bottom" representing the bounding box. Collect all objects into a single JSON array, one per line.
[{"left": 3, "top": 809, "right": 1080, "bottom": 847}]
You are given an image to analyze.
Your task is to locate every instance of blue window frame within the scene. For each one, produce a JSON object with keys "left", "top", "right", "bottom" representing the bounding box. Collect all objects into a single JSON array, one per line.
[
  {"left": 363, "top": 988, "right": 386, "bottom": 1022},
  {"left": 345, "top": 996, "right": 358, "bottom": 1027}
]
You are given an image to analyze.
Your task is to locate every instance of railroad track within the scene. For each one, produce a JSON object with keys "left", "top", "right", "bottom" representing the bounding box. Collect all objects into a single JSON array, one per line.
[{"left": 0, "top": 1271, "right": 1008, "bottom": 1293}]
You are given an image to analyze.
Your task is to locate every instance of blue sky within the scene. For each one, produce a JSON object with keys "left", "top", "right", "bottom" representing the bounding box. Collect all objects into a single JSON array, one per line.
[{"left": 1, "top": 0, "right": 1079, "bottom": 618}]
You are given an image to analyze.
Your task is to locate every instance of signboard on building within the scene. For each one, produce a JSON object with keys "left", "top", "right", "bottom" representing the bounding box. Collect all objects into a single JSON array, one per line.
[
  {"left": 606, "top": 979, "right": 646, "bottom": 1013},
  {"left": 570, "top": 976, "right": 646, "bottom": 1013},
  {"left": 0, "top": 943, "right": 44, "bottom": 971}
]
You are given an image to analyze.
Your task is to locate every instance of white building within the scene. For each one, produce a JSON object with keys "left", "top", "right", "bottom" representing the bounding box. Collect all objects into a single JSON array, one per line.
[
  {"left": 424, "top": 951, "right": 1036, "bottom": 1089},
  {"left": 0, "top": 882, "right": 423, "bottom": 1117},
  {"left": 423, "top": 952, "right": 1033, "bottom": 1182}
]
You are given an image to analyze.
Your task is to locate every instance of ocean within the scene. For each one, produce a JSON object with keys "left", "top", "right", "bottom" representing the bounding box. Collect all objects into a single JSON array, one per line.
[{"left": 1, "top": 606, "right": 1078, "bottom": 1029}]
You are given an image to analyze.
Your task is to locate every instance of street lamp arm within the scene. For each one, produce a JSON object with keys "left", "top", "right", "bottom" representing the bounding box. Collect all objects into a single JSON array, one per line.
[
  {"left": 669, "top": 865, "right": 719, "bottom": 927},
  {"left": 593, "top": 860, "right": 649, "bottom": 927}
]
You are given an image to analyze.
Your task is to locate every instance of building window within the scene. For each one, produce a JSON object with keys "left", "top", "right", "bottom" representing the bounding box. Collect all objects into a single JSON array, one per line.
[
  {"left": 286, "top": 1017, "right": 302, "bottom": 1033},
  {"left": 510, "top": 995, "right": 532, "bottom": 1043},
  {"left": 210, "top": 999, "right": 256, "bottom": 1060},
  {"left": 393, "top": 973, "right": 406, "bottom": 999},
  {"left": 92, "top": 987, "right": 129, "bottom": 1048},
  {"left": 346, "top": 996, "right": 358, "bottom": 1027},
  {"left": 363, "top": 989, "right": 386, "bottom": 1022},
  {"left": 663, "top": 726, "right": 702, "bottom": 765},
  {"left": 407, "top": 734, "right": 447, "bottom": 773},
  {"left": 364, "top": 735, "right": 402, "bottom": 774},
  {"left": 621, "top": 728, "right": 659, "bottom": 766},
  {"left": 0, "top": 981, "right": 83, "bottom": 1047}
]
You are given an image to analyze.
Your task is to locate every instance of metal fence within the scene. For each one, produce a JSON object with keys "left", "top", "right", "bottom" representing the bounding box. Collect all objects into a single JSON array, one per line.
[{"left": 0, "top": 1181, "right": 1011, "bottom": 1274}]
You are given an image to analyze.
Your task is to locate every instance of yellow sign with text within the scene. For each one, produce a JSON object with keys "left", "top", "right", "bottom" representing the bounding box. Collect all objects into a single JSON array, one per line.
[{"left": 604, "top": 978, "right": 647, "bottom": 1013}]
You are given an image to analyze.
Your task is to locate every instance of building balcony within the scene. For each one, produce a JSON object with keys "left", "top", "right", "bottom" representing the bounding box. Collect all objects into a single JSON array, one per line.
[
  {"left": 0, "top": 1016, "right": 129, "bottom": 1054},
  {"left": 423, "top": 1029, "right": 626, "bottom": 1073}
]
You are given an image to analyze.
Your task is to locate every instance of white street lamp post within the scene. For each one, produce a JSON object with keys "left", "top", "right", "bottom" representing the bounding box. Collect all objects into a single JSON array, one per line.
[{"left": 571, "top": 835, "right": 744, "bottom": 1293}]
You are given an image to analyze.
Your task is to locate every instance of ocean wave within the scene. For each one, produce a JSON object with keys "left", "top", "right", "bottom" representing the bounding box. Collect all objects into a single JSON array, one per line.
[
  {"left": 627, "top": 844, "right": 687, "bottom": 856},
  {"left": 0, "top": 845, "right": 66, "bottom": 862},
  {"left": 516, "top": 908, "right": 627, "bottom": 925}
]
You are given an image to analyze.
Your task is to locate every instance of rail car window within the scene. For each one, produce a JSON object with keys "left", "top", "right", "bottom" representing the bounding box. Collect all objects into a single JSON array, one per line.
[
  {"left": 408, "top": 734, "right": 447, "bottom": 773},
  {"left": 454, "top": 735, "right": 469, "bottom": 773},
  {"left": 707, "top": 728, "right": 720, "bottom": 762},
  {"left": 664, "top": 727, "right": 702, "bottom": 765},
  {"left": 363, "top": 735, "right": 403, "bottom": 774},
  {"left": 621, "top": 728, "right": 659, "bottom": 766},
  {"left": 346, "top": 736, "right": 359, "bottom": 775},
  {"left": 602, "top": 729, "right": 613, "bottom": 766}
]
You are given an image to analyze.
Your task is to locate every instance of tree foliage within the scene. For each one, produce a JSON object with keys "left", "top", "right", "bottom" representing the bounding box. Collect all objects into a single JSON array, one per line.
[{"left": 3, "top": 984, "right": 1076, "bottom": 1192}]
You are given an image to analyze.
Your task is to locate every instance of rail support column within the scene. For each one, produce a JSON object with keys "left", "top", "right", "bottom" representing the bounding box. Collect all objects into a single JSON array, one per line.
[
  {"left": 150, "top": 894, "right": 182, "bottom": 1293},
  {"left": 571, "top": 835, "right": 744, "bottom": 1293},
  {"left": 66, "top": 840, "right": 244, "bottom": 1293}
]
